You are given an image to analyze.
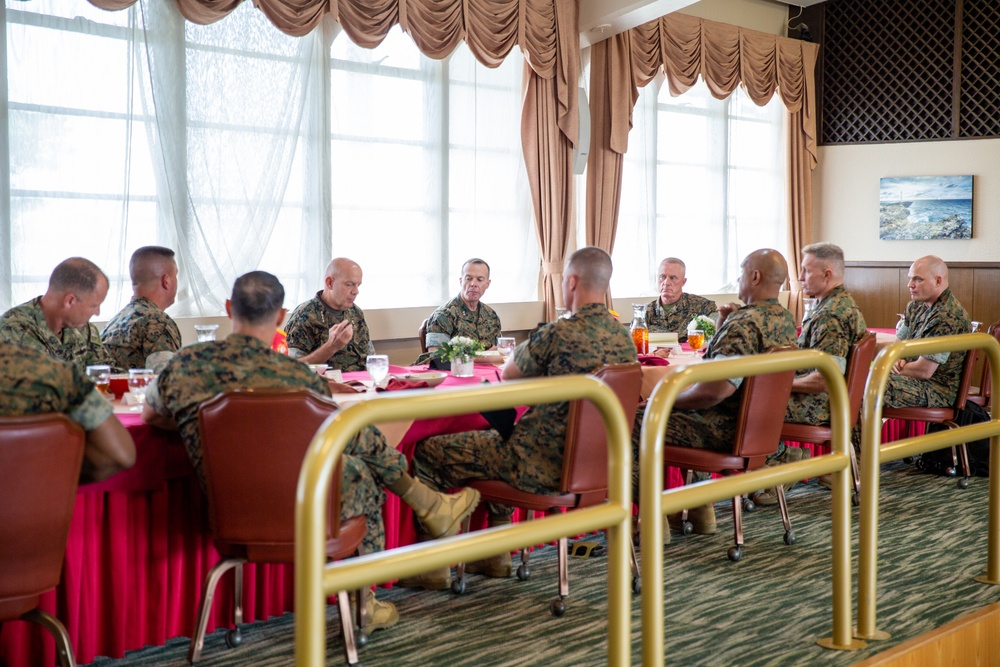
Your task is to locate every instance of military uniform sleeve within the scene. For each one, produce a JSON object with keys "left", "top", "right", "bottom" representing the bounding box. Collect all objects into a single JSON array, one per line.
[
  {"left": 513, "top": 322, "right": 557, "bottom": 378},
  {"left": 285, "top": 303, "right": 323, "bottom": 358},
  {"left": 67, "top": 388, "right": 115, "bottom": 431},
  {"left": 806, "top": 312, "right": 850, "bottom": 373},
  {"left": 425, "top": 305, "right": 455, "bottom": 349}
]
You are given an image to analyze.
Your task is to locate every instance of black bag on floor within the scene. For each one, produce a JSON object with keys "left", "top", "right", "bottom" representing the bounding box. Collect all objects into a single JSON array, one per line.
[{"left": 916, "top": 401, "right": 991, "bottom": 477}]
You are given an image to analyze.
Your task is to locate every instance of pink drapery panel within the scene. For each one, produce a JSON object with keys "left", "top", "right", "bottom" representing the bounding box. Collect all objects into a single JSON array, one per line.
[{"left": 585, "top": 12, "right": 819, "bottom": 315}]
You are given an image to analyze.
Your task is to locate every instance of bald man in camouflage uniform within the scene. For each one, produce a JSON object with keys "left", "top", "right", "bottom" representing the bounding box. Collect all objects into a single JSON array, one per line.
[
  {"left": 645, "top": 258, "right": 717, "bottom": 342},
  {"left": 285, "top": 258, "right": 374, "bottom": 372},
  {"left": 632, "top": 249, "right": 796, "bottom": 534},
  {"left": 409, "top": 247, "right": 634, "bottom": 585},
  {"left": 415, "top": 258, "right": 502, "bottom": 365},
  {"left": 0, "top": 342, "right": 135, "bottom": 482},
  {"left": 885, "top": 255, "right": 970, "bottom": 408},
  {"left": 785, "top": 243, "right": 868, "bottom": 426},
  {"left": 102, "top": 246, "right": 182, "bottom": 373},
  {"left": 0, "top": 257, "right": 112, "bottom": 374}
]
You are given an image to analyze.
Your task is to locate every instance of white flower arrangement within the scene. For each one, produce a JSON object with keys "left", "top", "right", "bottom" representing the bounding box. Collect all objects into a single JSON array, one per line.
[
  {"left": 688, "top": 314, "right": 717, "bottom": 339},
  {"left": 433, "top": 335, "right": 486, "bottom": 362}
]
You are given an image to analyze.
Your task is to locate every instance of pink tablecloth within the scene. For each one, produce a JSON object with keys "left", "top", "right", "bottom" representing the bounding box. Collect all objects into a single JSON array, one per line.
[{"left": 0, "top": 364, "right": 512, "bottom": 667}]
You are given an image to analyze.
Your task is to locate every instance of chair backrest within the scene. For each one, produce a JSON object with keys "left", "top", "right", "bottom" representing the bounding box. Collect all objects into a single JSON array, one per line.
[
  {"left": 418, "top": 319, "right": 429, "bottom": 354},
  {"left": 845, "top": 331, "right": 877, "bottom": 429},
  {"left": 0, "top": 414, "right": 85, "bottom": 618},
  {"left": 953, "top": 343, "right": 980, "bottom": 411},
  {"left": 561, "top": 362, "right": 643, "bottom": 504},
  {"left": 732, "top": 347, "right": 797, "bottom": 469},
  {"left": 197, "top": 389, "right": 344, "bottom": 559},
  {"left": 976, "top": 319, "right": 1000, "bottom": 402}
]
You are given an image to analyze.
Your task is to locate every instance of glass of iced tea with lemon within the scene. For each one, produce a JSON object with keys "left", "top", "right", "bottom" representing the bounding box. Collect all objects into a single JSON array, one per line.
[{"left": 687, "top": 329, "right": 705, "bottom": 352}]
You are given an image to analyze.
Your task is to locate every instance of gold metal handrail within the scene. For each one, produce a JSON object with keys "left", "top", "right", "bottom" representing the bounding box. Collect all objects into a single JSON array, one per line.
[
  {"left": 639, "top": 348, "right": 863, "bottom": 666},
  {"left": 294, "top": 375, "right": 634, "bottom": 666},
  {"left": 856, "top": 332, "right": 1000, "bottom": 641}
]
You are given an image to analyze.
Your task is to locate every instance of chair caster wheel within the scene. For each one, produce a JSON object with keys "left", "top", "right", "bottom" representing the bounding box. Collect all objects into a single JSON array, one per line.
[
  {"left": 451, "top": 577, "right": 466, "bottom": 594},
  {"left": 550, "top": 599, "right": 566, "bottom": 617},
  {"left": 784, "top": 530, "right": 795, "bottom": 546},
  {"left": 517, "top": 564, "right": 530, "bottom": 581},
  {"left": 681, "top": 521, "right": 693, "bottom": 536},
  {"left": 958, "top": 477, "right": 969, "bottom": 489},
  {"left": 632, "top": 577, "right": 642, "bottom": 595},
  {"left": 356, "top": 631, "right": 369, "bottom": 648},
  {"left": 743, "top": 498, "right": 756, "bottom": 513},
  {"left": 903, "top": 456, "right": 914, "bottom": 464},
  {"left": 851, "top": 492, "right": 860, "bottom": 507},
  {"left": 225, "top": 628, "right": 242, "bottom": 648},
  {"left": 727, "top": 546, "right": 742, "bottom": 562},
  {"left": 944, "top": 466, "right": 958, "bottom": 477}
]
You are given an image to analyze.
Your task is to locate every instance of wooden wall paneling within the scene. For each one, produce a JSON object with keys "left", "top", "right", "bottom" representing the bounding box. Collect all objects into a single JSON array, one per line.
[
  {"left": 972, "top": 268, "right": 1000, "bottom": 331},
  {"left": 844, "top": 267, "right": 906, "bottom": 328}
]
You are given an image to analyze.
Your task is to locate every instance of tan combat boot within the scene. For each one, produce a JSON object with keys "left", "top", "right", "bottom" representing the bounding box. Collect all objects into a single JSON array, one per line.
[
  {"left": 465, "top": 517, "right": 513, "bottom": 577},
  {"left": 667, "top": 503, "right": 717, "bottom": 535},
  {"left": 399, "top": 480, "right": 481, "bottom": 539}
]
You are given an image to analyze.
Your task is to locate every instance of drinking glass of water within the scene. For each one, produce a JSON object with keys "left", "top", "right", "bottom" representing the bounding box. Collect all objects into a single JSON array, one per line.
[
  {"left": 366, "top": 354, "right": 389, "bottom": 390},
  {"left": 497, "top": 337, "right": 516, "bottom": 361},
  {"left": 194, "top": 324, "right": 219, "bottom": 342},
  {"left": 86, "top": 364, "right": 111, "bottom": 396},
  {"left": 128, "top": 368, "right": 154, "bottom": 405}
]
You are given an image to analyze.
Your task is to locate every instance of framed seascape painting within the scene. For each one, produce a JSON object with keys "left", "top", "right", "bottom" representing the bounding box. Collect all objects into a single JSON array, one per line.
[{"left": 879, "top": 175, "right": 973, "bottom": 240}]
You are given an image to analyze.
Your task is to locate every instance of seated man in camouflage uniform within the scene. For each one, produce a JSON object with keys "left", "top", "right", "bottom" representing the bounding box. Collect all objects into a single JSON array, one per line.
[
  {"left": 101, "top": 246, "right": 182, "bottom": 374},
  {"left": 753, "top": 242, "right": 867, "bottom": 503},
  {"left": 415, "top": 258, "right": 502, "bottom": 365},
  {"left": 886, "top": 255, "right": 970, "bottom": 407},
  {"left": 1, "top": 341, "right": 136, "bottom": 482},
  {"left": 408, "top": 247, "right": 635, "bottom": 587},
  {"left": 285, "top": 258, "right": 374, "bottom": 372},
  {"left": 143, "top": 271, "right": 481, "bottom": 631},
  {"left": 632, "top": 249, "right": 797, "bottom": 536},
  {"left": 646, "top": 257, "right": 717, "bottom": 344},
  {"left": 0, "top": 257, "right": 112, "bottom": 374}
]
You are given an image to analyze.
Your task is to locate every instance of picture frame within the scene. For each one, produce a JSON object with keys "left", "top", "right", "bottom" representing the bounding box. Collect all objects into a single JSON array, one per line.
[{"left": 879, "top": 175, "right": 973, "bottom": 240}]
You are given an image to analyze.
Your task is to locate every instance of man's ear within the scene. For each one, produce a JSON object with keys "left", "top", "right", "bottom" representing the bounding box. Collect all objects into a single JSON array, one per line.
[
  {"left": 225, "top": 299, "right": 233, "bottom": 319},
  {"left": 275, "top": 307, "right": 287, "bottom": 328}
]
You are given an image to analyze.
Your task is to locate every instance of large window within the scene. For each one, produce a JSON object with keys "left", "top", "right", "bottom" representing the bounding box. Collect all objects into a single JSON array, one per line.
[
  {"left": 2, "top": 1, "right": 537, "bottom": 317},
  {"left": 610, "top": 77, "right": 787, "bottom": 298}
]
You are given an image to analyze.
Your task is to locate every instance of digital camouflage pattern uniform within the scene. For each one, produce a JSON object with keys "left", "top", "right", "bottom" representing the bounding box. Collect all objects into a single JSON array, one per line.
[
  {"left": 631, "top": 298, "right": 796, "bottom": 490},
  {"left": 785, "top": 285, "right": 868, "bottom": 425},
  {"left": 145, "top": 334, "right": 407, "bottom": 554},
  {"left": 0, "top": 297, "right": 111, "bottom": 374},
  {"left": 101, "top": 296, "right": 182, "bottom": 373},
  {"left": 414, "top": 296, "right": 502, "bottom": 365},
  {"left": 0, "top": 341, "right": 113, "bottom": 430},
  {"left": 887, "top": 288, "right": 970, "bottom": 408},
  {"left": 414, "top": 303, "right": 635, "bottom": 518},
  {"left": 645, "top": 293, "right": 717, "bottom": 342},
  {"left": 285, "top": 292, "right": 374, "bottom": 372}
]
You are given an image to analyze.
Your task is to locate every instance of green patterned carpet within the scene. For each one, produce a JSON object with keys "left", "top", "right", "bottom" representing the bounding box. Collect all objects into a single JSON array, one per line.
[{"left": 90, "top": 462, "right": 1000, "bottom": 666}]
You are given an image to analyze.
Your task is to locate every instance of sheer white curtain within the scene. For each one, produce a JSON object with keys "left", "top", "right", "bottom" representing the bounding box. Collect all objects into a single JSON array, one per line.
[
  {"left": 2, "top": 1, "right": 536, "bottom": 316},
  {"left": 610, "top": 78, "right": 787, "bottom": 298}
]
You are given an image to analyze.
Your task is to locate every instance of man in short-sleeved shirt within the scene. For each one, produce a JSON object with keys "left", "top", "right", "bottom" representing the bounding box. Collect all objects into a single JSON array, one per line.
[
  {"left": 0, "top": 257, "right": 112, "bottom": 374},
  {"left": 0, "top": 341, "right": 135, "bottom": 482},
  {"left": 645, "top": 258, "right": 717, "bottom": 342},
  {"left": 415, "top": 258, "right": 502, "bottom": 365},
  {"left": 785, "top": 243, "right": 868, "bottom": 425},
  {"left": 412, "top": 248, "right": 633, "bottom": 582},
  {"left": 102, "top": 246, "right": 182, "bottom": 373},
  {"left": 885, "top": 255, "right": 970, "bottom": 408},
  {"left": 284, "top": 258, "right": 374, "bottom": 372}
]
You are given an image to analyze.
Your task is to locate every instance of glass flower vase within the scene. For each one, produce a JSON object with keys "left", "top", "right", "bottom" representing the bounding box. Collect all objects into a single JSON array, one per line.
[{"left": 450, "top": 356, "right": 475, "bottom": 377}]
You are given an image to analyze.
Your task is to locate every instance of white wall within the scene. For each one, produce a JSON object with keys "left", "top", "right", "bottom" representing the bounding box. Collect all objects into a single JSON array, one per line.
[
  {"left": 814, "top": 139, "right": 1000, "bottom": 262},
  {"left": 678, "top": 0, "right": 789, "bottom": 35}
]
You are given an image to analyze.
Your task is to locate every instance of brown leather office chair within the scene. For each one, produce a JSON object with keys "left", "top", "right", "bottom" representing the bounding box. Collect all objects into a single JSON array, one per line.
[
  {"left": 882, "top": 341, "right": 979, "bottom": 489},
  {"left": 191, "top": 389, "right": 367, "bottom": 665},
  {"left": 967, "top": 319, "right": 1000, "bottom": 410},
  {"left": 780, "top": 331, "right": 877, "bottom": 504},
  {"left": 0, "top": 414, "right": 86, "bottom": 667},
  {"left": 418, "top": 319, "right": 429, "bottom": 355},
  {"left": 661, "top": 347, "right": 796, "bottom": 562},
  {"left": 453, "top": 362, "right": 643, "bottom": 616}
]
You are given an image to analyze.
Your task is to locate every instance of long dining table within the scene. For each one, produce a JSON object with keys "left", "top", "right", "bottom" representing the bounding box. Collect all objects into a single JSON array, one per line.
[{"left": 0, "top": 363, "right": 509, "bottom": 667}]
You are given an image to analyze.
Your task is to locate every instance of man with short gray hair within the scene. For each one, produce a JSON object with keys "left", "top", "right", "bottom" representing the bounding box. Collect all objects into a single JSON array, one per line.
[
  {"left": 416, "top": 257, "right": 502, "bottom": 364},
  {"left": 0, "top": 257, "right": 112, "bottom": 373},
  {"left": 645, "top": 257, "right": 717, "bottom": 342}
]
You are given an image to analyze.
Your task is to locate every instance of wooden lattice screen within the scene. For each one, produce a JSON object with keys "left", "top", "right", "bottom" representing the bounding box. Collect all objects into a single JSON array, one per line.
[{"left": 819, "top": 0, "right": 1000, "bottom": 144}]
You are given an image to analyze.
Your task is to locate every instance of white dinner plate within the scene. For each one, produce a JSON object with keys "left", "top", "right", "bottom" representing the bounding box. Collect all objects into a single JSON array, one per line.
[{"left": 398, "top": 371, "right": 447, "bottom": 387}]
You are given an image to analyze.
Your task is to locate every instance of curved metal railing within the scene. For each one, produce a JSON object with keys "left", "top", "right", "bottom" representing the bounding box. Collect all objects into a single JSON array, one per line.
[
  {"left": 856, "top": 332, "right": 1000, "bottom": 640},
  {"left": 638, "top": 348, "right": 863, "bottom": 666},
  {"left": 294, "top": 375, "right": 634, "bottom": 666}
]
